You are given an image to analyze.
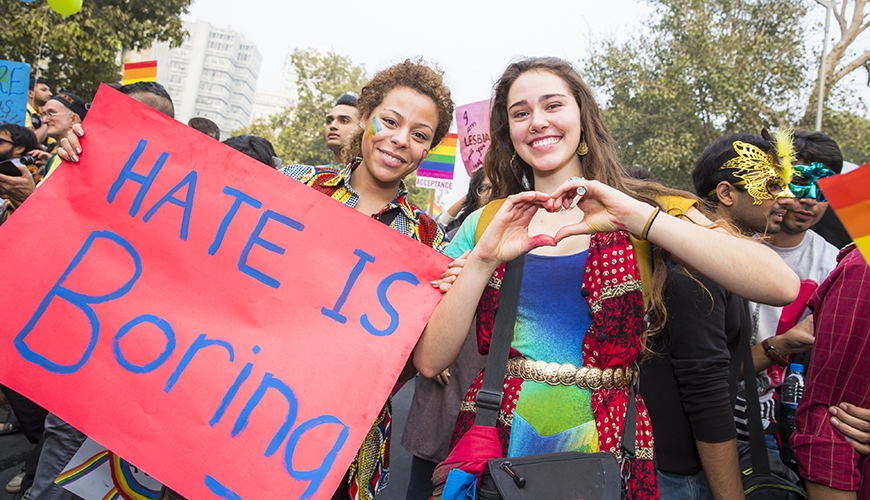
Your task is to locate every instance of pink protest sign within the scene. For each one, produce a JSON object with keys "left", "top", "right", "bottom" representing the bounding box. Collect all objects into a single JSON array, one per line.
[
  {"left": 0, "top": 86, "right": 449, "bottom": 499},
  {"left": 456, "top": 99, "right": 492, "bottom": 175}
]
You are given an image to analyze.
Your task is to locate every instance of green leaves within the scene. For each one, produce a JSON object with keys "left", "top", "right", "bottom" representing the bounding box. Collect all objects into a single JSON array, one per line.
[
  {"left": 1, "top": 0, "right": 190, "bottom": 101},
  {"left": 234, "top": 48, "right": 368, "bottom": 167},
  {"left": 587, "top": 0, "right": 808, "bottom": 190}
]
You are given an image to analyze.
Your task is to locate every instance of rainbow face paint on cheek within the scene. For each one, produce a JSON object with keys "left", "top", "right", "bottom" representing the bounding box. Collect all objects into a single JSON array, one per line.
[{"left": 366, "top": 116, "right": 383, "bottom": 141}]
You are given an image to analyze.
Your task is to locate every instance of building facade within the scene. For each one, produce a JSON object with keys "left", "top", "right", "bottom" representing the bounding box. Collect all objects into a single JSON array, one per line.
[
  {"left": 250, "top": 52, "right": 298, "bottom": 124},
  {"left": 150, "top": 21, "right": 262, "bottom": 139}
]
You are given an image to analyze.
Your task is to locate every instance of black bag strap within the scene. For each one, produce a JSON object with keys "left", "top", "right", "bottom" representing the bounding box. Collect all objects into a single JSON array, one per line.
[
  {"left": 473, "top": 254, "right": 639, "bottom": 458},
  {"left": 377, "top": 206, "right": 401, "bottom": 227},
  {"left": 475, "top": 256, "right": 525, "bottom": 426},
  {"left": 741, "top": 299, "right": 772, "bottom": 475}
]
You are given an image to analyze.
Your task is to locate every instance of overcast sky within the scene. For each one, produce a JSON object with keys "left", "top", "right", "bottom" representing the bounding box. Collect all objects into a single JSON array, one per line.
[
  {"left": 183, "top": 0, "right": 653, "bottom": 105},
  {"left": 180, "top": 1, "right": 656, "bottom": 202},
  {"left": 180, "top": 1, "right": 854, "bottom": 202}
]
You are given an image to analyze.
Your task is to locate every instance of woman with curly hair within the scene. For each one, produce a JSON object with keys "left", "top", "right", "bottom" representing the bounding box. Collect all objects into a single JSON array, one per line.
[
  {"left": 281, "top": 58, "right": 455, "bottom": 500},
  {"left": 414, "top": 57, "right": 799, "bottom": 498},
  {"left": 58, "top": 58, "right": 458, "bottom": 500}
]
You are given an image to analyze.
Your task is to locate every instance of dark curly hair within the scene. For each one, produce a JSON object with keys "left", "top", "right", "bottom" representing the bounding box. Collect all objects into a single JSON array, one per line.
[{"left": 342, "top": 58, "right": 454, "bottom": 162}]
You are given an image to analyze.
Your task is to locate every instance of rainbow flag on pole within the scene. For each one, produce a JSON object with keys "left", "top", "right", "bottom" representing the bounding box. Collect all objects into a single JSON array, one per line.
[
  {"left": 416, "top": 133, "right": 457, "bottom": 190},
  {"left": 122, "top": 61, "right": 157, "bottom": 85},
  {"left": 818, "top": 164, "right": 870, "bottom": 263}
]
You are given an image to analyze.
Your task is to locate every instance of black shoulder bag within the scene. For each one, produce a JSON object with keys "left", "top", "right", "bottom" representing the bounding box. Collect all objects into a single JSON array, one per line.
[
  {"left": 475, "top": 256, "right": 629, "bottom": 500},
  {"left": 739, "top": 301, "right": 807, "bottom": 499}
]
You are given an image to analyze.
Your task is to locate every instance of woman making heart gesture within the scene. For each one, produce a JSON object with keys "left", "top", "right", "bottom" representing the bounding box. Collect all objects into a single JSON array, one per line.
[{"left": 414, "top": 57, "right": 799, "bottom": 498}]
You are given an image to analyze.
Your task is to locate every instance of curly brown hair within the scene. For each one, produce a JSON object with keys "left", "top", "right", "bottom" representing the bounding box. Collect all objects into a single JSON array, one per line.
[{"left": 341, "top": 58, "right": 454, "bottom": 163}]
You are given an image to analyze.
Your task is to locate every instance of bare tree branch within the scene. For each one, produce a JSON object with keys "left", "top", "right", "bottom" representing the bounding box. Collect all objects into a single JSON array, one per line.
[
  {"left": 834, "top": 0, "right": 848, "bottom": 34},
  {"left": 832, "top": 50, "right": 870, "bottom": 83},
  {"left": 811, "top": 0, "right": 870, "bottom": 104}
]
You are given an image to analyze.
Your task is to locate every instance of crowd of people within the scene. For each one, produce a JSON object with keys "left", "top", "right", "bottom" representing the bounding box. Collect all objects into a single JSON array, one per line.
[{"left": 0, "top": 55, "right": 868, "bottom": 500}]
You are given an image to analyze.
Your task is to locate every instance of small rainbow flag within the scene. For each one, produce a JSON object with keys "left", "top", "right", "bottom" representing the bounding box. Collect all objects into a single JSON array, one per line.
[
  {"left": 122, "top": 61, "right": 157, "bottom": 85},
  {"left": 416, "top": 133, "right": 456, "bottom": 190},
  {"left": 818, "top": 164, "right": 870, "bottom": 263}
]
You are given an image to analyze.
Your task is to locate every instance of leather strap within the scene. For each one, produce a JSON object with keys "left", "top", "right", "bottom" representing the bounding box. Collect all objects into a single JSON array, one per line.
[
  {"left": 475, "top": 256, "right": 524, "bottom": 426},
  {"left": 742, "top": 300, "right": 772, "bottom": 475},
  {"left": 761, "top": 337, "right": 789, "bottom": 367},
  {"left": 473, "top": 252, "right": 638, "bottom": 457}
]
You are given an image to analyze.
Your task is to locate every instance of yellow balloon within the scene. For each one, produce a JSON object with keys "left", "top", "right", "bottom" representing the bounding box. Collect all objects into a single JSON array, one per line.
[{"left": 48, "top": 0, "right": 83, "bottom": 16}]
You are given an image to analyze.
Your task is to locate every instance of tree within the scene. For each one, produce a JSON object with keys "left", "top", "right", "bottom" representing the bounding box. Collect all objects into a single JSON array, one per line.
[
  {"left": 236, "top": 49, "right": 368, "bottom": 166},
  {"left": 403, "top": 172, "right": 434, "bottom": 209},
  {"left": 586, "top": 0, "right": 808, "bottom": 189},
  {"left": 1, "top": 0, "right": 190, "bottom": 101},
  {"left": 821, "top": 109, "right": 870, "bottom": 164},
  {"left": 804, "top": 0, "right": 870, "bottom": 123}
]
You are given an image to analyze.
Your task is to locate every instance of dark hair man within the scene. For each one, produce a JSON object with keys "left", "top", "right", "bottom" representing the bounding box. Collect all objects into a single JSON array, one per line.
[
  {"left": 27, "top": 77, "right": 52, "bottom": 144},
  {"left": 188, "top": 117, "right": 221, "bottom": 140},
  {"left": 0, "top": 124, "right": 40, "bottom": 218},
  {"left": 0, "top": 124, "right": 39, "bottom": 163},
  {"left": 118, "top": 82, "right": 175, "bottom": 119},
  {"left": 791, "top": 131, "right": 851, "bottom": 249},
  {"left": 223, "top": 135, "right": 280, "bottom": 169},
  {"left": 643, "top": 133, "right": 798, "bottom": 498},
  {"left": 753, "top": 130, "right": 842, "bottom": 466},
  {"left": 323, "top": 93, "right": 359, "bottom": 168},
  {"left": 0, "top": 123, "right": 47, "bottom": 494}
]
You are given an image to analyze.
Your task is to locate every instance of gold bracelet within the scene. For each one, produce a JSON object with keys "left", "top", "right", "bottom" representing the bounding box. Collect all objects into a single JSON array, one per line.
[{"left": 641, "top": 206, "right": 660, "bottom": 240}]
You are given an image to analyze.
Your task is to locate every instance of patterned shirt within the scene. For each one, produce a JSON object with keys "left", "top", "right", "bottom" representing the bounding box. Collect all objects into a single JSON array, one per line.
[
  {"left": 283, "top": 158, "right": 447, "bottom": 252},
  {"left": 282, "top": 158, "right": 446, "bottom": 499},
  {"left": 793, "top": 244, "right": 870, "bottom": 493}
]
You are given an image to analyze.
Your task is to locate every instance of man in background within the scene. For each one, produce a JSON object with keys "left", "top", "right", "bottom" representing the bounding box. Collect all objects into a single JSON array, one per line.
[
  {"left": 747, "top": 131, "right": 840, "bottom": 464},
  {"left": 323, "top": 94, "right": 359, "bottom": 168},
  {"left": 188, "top": 117, "right": 220, "bottom": 140},
  {"left": 643, "top": 132, "right": 796, "bottom": 499},
  {"left": 26, "top": 77, "right": 52, "bottom": 145}
]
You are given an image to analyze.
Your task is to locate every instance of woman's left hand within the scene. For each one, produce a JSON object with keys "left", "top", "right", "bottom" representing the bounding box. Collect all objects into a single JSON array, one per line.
[
  {"left": 430, "top": 250, "right": 470, "bottom": 293},
  {"left": 548, "top": 178, "right": 651, "bottom": 241}
]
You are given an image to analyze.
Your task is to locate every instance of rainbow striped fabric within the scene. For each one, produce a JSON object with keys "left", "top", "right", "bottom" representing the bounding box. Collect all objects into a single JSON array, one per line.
[
  {"left": 818, "top": 164, "right": 870, "bottom": 263},
  {"left": 122, "top": 61, "right": 157, "bottom": 85}
]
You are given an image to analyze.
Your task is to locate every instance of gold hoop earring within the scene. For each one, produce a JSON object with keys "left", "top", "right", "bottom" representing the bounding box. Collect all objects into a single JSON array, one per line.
[
  {"left": 577, "top": 133, "right": 589, "bottom": 156},
  {"left": 511, "top": 151, "right": 518, "bottom": 169}
]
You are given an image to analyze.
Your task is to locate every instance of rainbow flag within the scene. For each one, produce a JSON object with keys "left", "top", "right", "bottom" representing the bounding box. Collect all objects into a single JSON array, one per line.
[
  {"left": 818, "top": 164, "right": 870, "bottom": 263},
  {"left": 416, "top": 133, "right": 456, "bottom": 190},
  {"left": 122, "top": 61, "right": 157, "bottom": 85}
]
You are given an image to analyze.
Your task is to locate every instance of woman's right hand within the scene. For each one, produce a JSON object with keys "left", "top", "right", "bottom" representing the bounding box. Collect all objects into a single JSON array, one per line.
[
  {"left": 56, "top": 123, "right": 85, "bottom": 163},
  {"left": 472, "top": 191, "right": 557, "bottom": 266},
  {"left": 549, "top": 178, "right": 652, "bottom": 239}
]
